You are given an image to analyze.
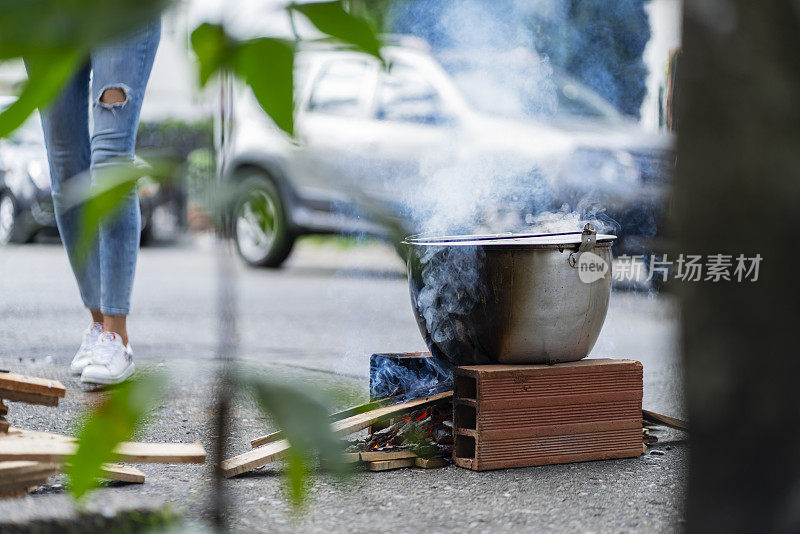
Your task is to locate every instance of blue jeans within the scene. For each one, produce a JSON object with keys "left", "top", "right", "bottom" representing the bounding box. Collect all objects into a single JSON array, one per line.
[{"left": 37, "top": 19, "right": 160, "bottom": 316}]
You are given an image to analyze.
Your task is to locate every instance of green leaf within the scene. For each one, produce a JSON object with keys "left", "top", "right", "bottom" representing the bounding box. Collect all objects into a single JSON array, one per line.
[
  {"left": 285, "top": 448, "right": 310, "bottom": 507},
  {"left": 190, "top": 23, "right": 229, "bottom": 87},
  {"left": 76, "top": 158, "right": 177, "bottom": 266},
  {"left": 0, "top": 0, "right": 169, "bottom": 60},
  {"left": 67, "top": 372, "right": 166, "bottom": 499},
  {"left": 233, "top": 38, "right": 296, "bottom": 136},
  {"left": 289, "top": 1, "right": 384, "bottom": 63},
  {"left": 0, "top": 0, "right": 170, "bottom": 137},
  {"left": 0, "top": 52, "right": 79, "bottom": 138},
  {"left": 242, "top": 374, "right": 346, "bottom": 508}
]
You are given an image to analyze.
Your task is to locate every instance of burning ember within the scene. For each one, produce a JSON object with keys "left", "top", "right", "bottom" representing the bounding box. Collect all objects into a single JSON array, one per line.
[{"left": 346, "top": 404, "right": 454, "bottom": 462}]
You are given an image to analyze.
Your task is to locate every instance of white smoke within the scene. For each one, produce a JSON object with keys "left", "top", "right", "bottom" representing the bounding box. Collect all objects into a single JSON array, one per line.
[{"left": 393, "top": 1, "right": 621, "bottom": 370}]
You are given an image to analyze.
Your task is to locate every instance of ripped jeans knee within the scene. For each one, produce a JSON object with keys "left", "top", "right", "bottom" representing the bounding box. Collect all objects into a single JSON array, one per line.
[{"left": 95, "top": 83, "right": 131, "bottom": 109}]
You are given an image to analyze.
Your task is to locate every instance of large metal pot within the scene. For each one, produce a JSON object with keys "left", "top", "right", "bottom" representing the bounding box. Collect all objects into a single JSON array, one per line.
[{"left": 404, "top": 224, "right": 615, "bottom": 366}]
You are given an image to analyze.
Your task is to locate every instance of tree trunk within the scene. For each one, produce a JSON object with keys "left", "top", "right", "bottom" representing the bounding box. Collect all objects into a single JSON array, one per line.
[{"left": 677, "top": 1, "right": 800, "bottom": 532}]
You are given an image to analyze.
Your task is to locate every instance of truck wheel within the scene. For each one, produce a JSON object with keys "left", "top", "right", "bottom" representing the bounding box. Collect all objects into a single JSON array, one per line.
[{"left": 232, "top": 174, "right": 294, "bottom": 268}]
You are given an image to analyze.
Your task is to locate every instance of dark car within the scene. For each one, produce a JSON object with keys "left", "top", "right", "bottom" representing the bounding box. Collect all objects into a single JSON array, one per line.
[
  {"left": 0, "top": 109, "right": 55, "bottom": 245},
  {"left": 0, "top": 98, "right": 183, "bottom": 245}
]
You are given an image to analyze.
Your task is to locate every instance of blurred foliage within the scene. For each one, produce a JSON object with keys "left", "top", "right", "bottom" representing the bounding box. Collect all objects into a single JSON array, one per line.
[
  {"left": 137, "top": 119, "right": 215, "bottom": 222},
  {"left": 401, "top": 426, "right": 437, "bottom": 458},
  {"left": 0, "top": 0, "right": 170, "bottom": 137},
  {"left": 184, "top": 148, "right": 216, "bottom": 205},
  {"left": 346, "top": 0, "right": 397, "bottom": 31},
  {"left": 2, "top": 0, "right": 383, "bottom": 511},
  {"left": 67, "top": 372, "right": 166, "bottom": 499},
  {"left": 191, "top": 1, "right": 383, "bottom": 137},
  {"left": 191, "top": 23, "right": 296, "bottom": 135},
  {"left": 137, "top": 119, "right": 213, "bottom": 161},
  {"left": 242, "top": 373, "right": 348, "bottom": 508},
  {"left": 289, "top": 1, "right": 384, "bottom": 63},
  {"left": 77, "top": 157, "right": 177, "bottom": 261}
]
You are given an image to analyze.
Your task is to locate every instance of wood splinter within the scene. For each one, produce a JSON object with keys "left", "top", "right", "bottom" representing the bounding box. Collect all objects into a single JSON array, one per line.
[{"left": 366, "top": 458, "right": 414, "bottom": 471}]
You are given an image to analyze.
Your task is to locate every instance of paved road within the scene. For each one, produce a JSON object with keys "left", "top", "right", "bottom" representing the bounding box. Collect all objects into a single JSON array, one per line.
[{"left": 0, "top": 237, "right": 686, "bottom": 532}]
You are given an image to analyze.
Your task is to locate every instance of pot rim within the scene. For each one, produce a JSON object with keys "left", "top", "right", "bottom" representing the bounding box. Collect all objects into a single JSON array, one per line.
[{"left": 402, "top": 230, "right": 617, "bottom": 247}]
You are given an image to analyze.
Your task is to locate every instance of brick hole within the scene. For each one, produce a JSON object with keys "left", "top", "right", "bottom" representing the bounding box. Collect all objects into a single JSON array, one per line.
[
  {"left": 454, "top": 404, "right": 477, "bottom": 430},
  {"left": 455, "top": 375, "right": 476, "bottom": 400},
  {"left": 454, "top": 434, "right": 476, "bottom": 459}
]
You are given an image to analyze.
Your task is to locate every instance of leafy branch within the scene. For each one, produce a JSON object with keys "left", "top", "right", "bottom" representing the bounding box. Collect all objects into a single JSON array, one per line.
[
  {"left": 0, "top": 0, "right": 169, "bottom": 137},
  {"left": 190, "top": 0, "right": 385, "bottom": 137},
  {"left": 67, "top": 372, "right": 166, "bottom": 499},
  {"left": 0, "top": 0, "right": 391, "bottom": 510}
]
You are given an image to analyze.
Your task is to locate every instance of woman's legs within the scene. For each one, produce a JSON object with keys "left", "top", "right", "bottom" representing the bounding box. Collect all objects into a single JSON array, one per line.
[
  {"left": 89, "top": 18, "right": 161, "bottom": 344},
  {"left": 37, "top": 62, "right": 103, "bottom": 314}
]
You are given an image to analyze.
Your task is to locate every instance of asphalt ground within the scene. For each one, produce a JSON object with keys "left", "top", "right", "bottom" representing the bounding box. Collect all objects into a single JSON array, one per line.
[{"left": 0, "top": 236, "right": 687, "bottom": 532}]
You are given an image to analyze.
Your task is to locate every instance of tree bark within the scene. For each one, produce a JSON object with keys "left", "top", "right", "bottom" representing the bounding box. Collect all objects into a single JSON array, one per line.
[{"left": 677, "top": 1, "right": 800, "bottom": 532}]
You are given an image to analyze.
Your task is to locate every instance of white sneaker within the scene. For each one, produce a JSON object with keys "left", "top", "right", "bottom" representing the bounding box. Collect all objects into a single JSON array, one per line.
[
  {"left": 69, "top": 323, "right": 104, "bottom": 376},
  {"left": 80, "top": 332, "right": 135, "bottom": 385}
]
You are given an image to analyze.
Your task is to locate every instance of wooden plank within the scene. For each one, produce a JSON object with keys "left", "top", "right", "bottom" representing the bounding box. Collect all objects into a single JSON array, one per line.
[
  {"left": 222, "top": 391, "right": 452, "bottom": 478},
  {"left": 0, "top": 399, "right": 7, "bottom": 415},
  {"left": 0, "top": 461, "right": 60, "bottom": 482},
  {"left": 220, "top": 439, "right": 290, "bottom": 477},
  {"left": 250, "top": 430, "right": 282, "bottom": 449},
  {"left": 0, "top": 433, "right": 206, "bottom": 464},
  {"left": 0, "top": 460, "right": 40, "bottom": 474},
  {"left": 342, "top": 452, "right": 361, "bottom": 464},
  {"left": 112, "top": 442, "right": 206, "bottom": 464},
  {"left": 0, "top": 416, "right": 8, "bottom": 433},
  {"left": 330, "top": 391, "right": 452, "bottom": 434},
  {"left": 642, "top": 409, "right": 688, "bottom": 431},
  {"left": 100, "top": 463, "right": 146, "bottom": 483},
  {"left": 359, "top": 449, "right": 417, "bottom": 462},
  {"left": 0, "top": 487, "right": 32, "bottom": 499},
  {"left": 7, "top": 427, "right": 74, "bottom": 441},
  {"left": 250, "top": 393, "right": 425, "bottom": 448},
  {"left": 0, "top": 434, "right": 76, "bottom": 463},
  {"left": 0, "top": 389, "right": 60, "bottom": 407},
  {"left": 0, "top": 474, "right": 53, "bottom": 493},
  {"left": 365, "top": 458, "right": 414, "bottom": 471},
  {"left": 0, "top": 460, "right": 59, "bottom": 495},
  {"left": 414, "top": 457, "right": 448, "bottom": 469},
  {"left": 0, "top": 372, "right": 66, "bottom": 398}
]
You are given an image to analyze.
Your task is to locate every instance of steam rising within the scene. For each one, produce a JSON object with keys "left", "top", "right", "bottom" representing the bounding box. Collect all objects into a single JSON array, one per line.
[{"left": 393, "top": 1, "right": 618, "bottom": 373}]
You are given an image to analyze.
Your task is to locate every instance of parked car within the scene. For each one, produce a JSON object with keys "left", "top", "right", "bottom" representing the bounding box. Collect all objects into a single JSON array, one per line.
[
  {"left": 0, "top": 106, "right": 56, "bottom": 245},
  {"left": 223, "top": 38, "right": 675, "bottom": 267},
  {"left": 0, "top": 97, "right": 183, "bottom": 245}
]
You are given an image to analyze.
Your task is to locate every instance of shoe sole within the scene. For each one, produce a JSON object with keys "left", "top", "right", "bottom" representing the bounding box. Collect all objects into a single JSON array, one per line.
[
  {"left": 80, "top": 362, "right": 135, "bottom": 385},
  {"left": 70, "top": 366, "right": 88, "bottom": 376}
]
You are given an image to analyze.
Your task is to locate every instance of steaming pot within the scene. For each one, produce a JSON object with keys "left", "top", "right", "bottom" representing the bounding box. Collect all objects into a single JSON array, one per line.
[{"left": 403, "top": 224, "right": 616, "bottom": 366}]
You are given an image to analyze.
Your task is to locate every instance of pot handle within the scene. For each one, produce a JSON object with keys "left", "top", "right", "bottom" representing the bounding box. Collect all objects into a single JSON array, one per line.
[
  {"left": 568, "top": 223, "right": 596, "bottom": 267},
  {"left": 578, "top": 223, "right": 596, "bottom": 253}
]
